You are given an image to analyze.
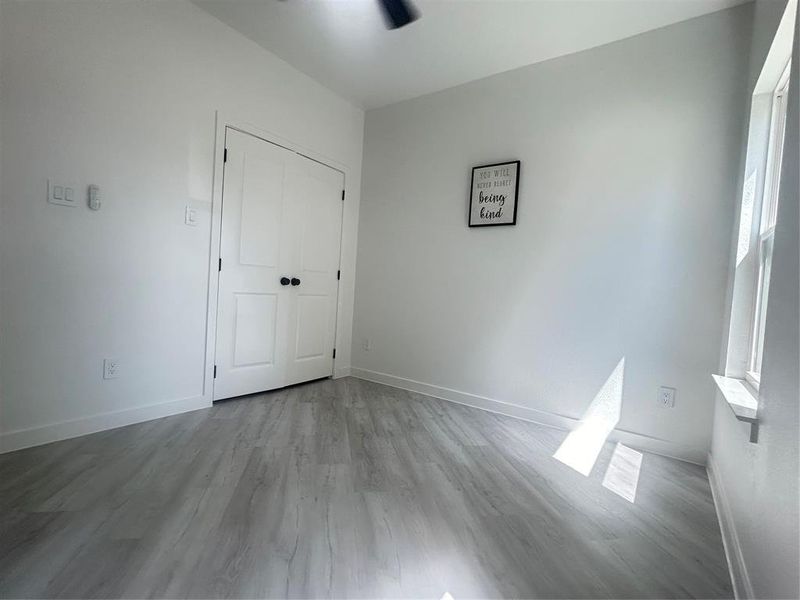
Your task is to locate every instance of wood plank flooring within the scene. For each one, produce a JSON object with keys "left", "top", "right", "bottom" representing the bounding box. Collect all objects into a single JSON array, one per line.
[{"left": 0, "top": 377, "right": 732, "bottom": 599}]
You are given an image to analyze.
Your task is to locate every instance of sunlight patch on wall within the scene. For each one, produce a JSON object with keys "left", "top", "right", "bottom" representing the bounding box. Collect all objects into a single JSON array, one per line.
[
  {"left": 736, "top": 170, "right": 757, "bottom": 266},
  {"left": 553, "top": 358, "right": 625, "bottom": 476},
  {"left": 601, "top": 442, "right": 643, "bottom": 502}
]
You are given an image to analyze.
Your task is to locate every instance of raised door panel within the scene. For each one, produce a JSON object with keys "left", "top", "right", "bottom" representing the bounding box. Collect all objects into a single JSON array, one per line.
[
  {"left": 239, "top": 156, "right": 283, "bottom": 268},
  {"left": 294, "top": 294, "right": 328, "bottom": 360},
  {"left": 299, "top": 176, "right": 339, "bottom": 274},
  {"left": 232, "top": 293, "right": 278, "bottom": 366}
]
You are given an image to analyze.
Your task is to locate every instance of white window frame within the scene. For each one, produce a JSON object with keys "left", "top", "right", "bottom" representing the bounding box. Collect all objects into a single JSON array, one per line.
[{"left": 746, "top": 60, "right": 791, "bottom": 390}]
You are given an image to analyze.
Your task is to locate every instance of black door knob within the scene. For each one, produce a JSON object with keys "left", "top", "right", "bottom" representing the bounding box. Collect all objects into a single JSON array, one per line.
[
  {"left": 291, "top": 277, "right": 301, "bottom": 286},
  {"left": 280, "top": 277, "right": 290, "bottom": 286}
]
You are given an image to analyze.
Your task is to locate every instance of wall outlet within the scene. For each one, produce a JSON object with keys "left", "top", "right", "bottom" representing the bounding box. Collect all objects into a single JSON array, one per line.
[
  {"left": 103, "top": 358, "right": 120, "bottom": 380},
  {"left": 362, "top": 338, "right": 371, "bottom": 351},
  {"left": 657, "top": 386, "right": 676, "bottom": 408}
]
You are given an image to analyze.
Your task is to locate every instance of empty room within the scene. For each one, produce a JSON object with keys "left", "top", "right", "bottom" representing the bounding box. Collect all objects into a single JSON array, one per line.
[{"left": 0, "top": 0, "right": 798, "bottom": 598}]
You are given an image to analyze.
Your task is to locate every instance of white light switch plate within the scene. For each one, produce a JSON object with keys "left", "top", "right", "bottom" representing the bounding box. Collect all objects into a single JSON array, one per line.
[
  {"left": 184, "top": 206, "right": 198, "bottom": 226},
  {"left": 47, "top": 179, "right": 77, "bottom": 207}
]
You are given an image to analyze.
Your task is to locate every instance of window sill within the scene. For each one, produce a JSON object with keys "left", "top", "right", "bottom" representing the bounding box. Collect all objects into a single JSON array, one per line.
[{"left": 712, "top": 374, "right": 759, "bottom": 442}]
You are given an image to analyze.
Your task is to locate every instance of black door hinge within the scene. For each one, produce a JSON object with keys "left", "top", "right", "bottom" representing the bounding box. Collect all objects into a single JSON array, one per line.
[
  {"left": 332, "top": 348, "right": 336, "bottom": 359},
  {"left": 337, "top": 270, "right": 340, "bottom": 280},
  {"left": 213, "top": 365, "right": 217, "bottom": 378},
  {"left": 341, "top": 190, "right": 345, "bottom": 201},
  {"left": 218, "top": 258, "right": 222, "bottom": 272},
  {"left": 224, "top": 148, "right": 228, "bottom": 163}
]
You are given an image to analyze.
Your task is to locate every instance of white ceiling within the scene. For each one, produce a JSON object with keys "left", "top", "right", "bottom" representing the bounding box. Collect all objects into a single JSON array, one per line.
[{"left": 193, "top": 0, "right": 750, "bottom": 109}]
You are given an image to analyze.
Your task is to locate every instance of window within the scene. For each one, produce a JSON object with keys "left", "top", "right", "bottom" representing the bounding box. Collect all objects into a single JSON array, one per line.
[{"left": 747, "top": 61, "right": 791, "bottom": 389}]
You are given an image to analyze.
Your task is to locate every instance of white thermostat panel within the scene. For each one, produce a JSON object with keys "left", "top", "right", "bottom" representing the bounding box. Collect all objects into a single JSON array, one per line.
[{"left": 88, "top": 185, "right": 101, "bottom": 210}]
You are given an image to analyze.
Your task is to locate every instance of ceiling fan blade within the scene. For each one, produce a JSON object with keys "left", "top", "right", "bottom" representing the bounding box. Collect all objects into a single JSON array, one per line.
[{"left": 377, "top": 0, "right": 419, "bottom": 29}]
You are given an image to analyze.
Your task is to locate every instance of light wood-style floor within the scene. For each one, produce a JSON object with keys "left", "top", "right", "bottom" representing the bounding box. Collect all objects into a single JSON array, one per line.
[{"left": 0, "top": 377, "right": 732, "bottom": 599}]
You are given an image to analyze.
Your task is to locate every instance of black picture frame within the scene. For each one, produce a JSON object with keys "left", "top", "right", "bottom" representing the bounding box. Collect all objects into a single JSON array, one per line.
[{"left": 468, "top": 160, "right": 520, "bottom": 227}]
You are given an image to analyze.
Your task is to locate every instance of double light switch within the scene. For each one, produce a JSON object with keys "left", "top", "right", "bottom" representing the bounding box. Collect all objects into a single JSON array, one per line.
[{"left": 48, "top": 180, "right": 77, "bottom": 207}]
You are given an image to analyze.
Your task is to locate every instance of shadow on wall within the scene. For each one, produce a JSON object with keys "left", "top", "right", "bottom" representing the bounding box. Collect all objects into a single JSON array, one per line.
[{"left": 552, "top": 357, "right": 643, "bottom": 502}]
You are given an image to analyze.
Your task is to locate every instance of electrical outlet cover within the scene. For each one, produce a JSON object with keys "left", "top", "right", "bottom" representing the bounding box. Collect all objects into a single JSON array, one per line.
[
  {"left": 103, "top": 358, "right": 120, "bottom": 380},
  {"left": 658, "top": 386, "right": 676, "bottom": 408}
]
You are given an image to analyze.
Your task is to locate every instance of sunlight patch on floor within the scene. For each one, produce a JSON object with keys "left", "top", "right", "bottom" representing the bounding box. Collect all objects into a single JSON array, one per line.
[
  {"left": 601, "top": 442, "right": 643, "bottom": 502},
  {"left": 553, "top": 358, "right": 625, "bottom": 476}
]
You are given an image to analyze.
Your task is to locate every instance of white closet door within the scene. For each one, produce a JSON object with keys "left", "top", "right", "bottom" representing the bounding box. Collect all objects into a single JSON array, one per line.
[
  {"left": 214, "top": 128, "right": 343, "bottom": 400},
  {"left": 284, "top": 153, "right": 344, "bottom": 386},
  {"left": 214, "top": 128, "right": 293, "bottom": 400}
]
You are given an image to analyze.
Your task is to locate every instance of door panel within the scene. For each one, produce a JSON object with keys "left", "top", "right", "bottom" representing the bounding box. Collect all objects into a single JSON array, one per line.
[
  {"left": 284, "top": 154, "right": 344, "bottom": 386},
  {"left": 232, "top": 293, "right": 278, "bottom": 366},
  {"left": 215, "top": 128, "right": 343, "bottom": 399},
  {"left": 239, "top": 156, "right": 283, "bottom": 267},
  {"left": 294, "top": 294, "right": 328, "bottom": 359},
  {"left": 214, "top": 129, "right": 292, "bottom": 400},
  {"left": 300, "top": 176, "right": 339, "bottom": 273}
]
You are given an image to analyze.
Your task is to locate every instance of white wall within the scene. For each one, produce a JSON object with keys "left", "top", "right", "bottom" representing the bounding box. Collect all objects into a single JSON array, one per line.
[
  {"left": 0, "top": 0, "right": 364, "bottom": 451},
  {"left": 710, "top": 0, "right": 800, "bottom": 597},
  {"left": 352, "top": 6, "right": 753, "bottom": 463}
]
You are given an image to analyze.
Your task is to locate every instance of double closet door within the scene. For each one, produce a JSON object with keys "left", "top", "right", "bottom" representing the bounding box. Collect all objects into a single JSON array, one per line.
[{"left": 214, "top": 127, "right": 343, "bottom": 401}]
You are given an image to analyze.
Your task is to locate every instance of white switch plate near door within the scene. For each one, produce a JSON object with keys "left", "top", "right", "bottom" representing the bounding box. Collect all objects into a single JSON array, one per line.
[{"left": 184, "top": 205, "right": 198, "bottom": 226}]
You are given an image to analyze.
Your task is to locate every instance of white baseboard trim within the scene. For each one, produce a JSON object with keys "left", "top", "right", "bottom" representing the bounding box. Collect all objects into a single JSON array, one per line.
[
  {"left": 350, "top": 368, "right": 707, "bottom": 465},
  {"left": 333, "top": 365, "right": 352, "bottom": 379},
  {"left": 0, "top": 395, "right": 211, "bottom": 454},
  {"left": 707, "top": 452, "right": 753, "bottom": 599}
]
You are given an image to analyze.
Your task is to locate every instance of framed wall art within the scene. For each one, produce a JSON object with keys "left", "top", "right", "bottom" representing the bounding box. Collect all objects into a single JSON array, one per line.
[{"left": 468, "top": 160, "right": 520, "bottom": 227}]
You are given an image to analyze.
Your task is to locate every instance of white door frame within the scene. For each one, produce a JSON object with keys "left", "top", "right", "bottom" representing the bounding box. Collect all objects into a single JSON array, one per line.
[{"left": 203, "top": 111, "right": 348, "bottom": 403}]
